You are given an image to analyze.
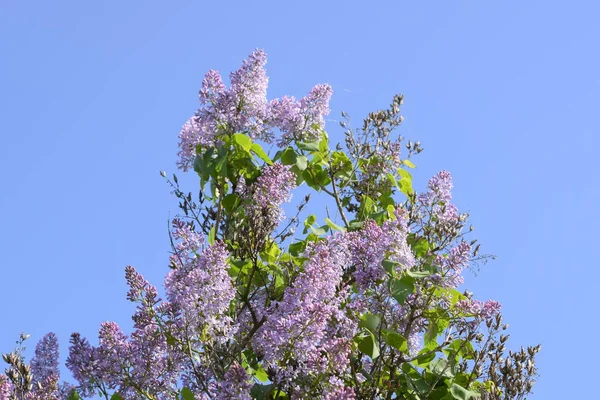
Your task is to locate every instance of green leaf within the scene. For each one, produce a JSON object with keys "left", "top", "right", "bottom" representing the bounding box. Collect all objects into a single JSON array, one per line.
[
  {"left": 397, "top": 168, "right": 412, "bottom": 181},
  {"left": 232, "top": 133, "right": 253, "bottom": 152},
  {"left": 325, "top": 217, "right": 346, "bottom": 232},
  {"left": 67, "top": 391, "right": 82, "bottom": 400},
  {"left": 386, "top": 204, "right": 397, "bottom": 219},
  {"left": 222, "top": 193, "right": 238, "bottom": 211},
  {"left": 382, "top": 330, "right": 409, "bottom": 353},
  {"left": 382, "top": 259, "right": 401, "bottom": 276},
  {"left": 358, "top": 313, "right": 381, "bottom": 331},
  {"left": 310, "top": 225, "right": 329, "bottom": 236},
  {"left": 111, "top": 395, "right": 125, "bottom": 400},
  {"left": 403, "top": 159, "right": 416, "bottom": 168},
  {"left": 414, "top": 351, "right": 437, "bottom": 367},
  {"left": 358, "top": 331, "right": 380, "bottom": 359},
  {"left": 295, "top": 155, "right": 308, "bottom": 171},
  {"left": 406, "top": 270, "right": 433, "bottom": 279},
  {"left": 349, "top": 220, "right": 364, "bottom": 230},
  {"left": 164, "top": 331, "right": 177, "bottom": 346},
  {"left": 250, "top": 143, "right": 273, "bottom": 165},
  {"left": 430, "top": 358, "right": 454, "bottom": 379},
  {"left": 449, "top": 383, "right": 480, "bottom": 400},
  {"left": 318, "top": 134, "right": 329, "bottom": 153},
  {"left": 289, "top": 241, "right": 306, "bottom": 256},
  {"left": 387, "top": 173, "right": 399, "bottom": 189},
  {"left": 424, "top": 320, "right": 439, "bottom": 345},
  {"left": 280, "top": 148, "right": 297, "bottom": 165},
  {"left": 363, "top": 196, "right": 375, "bottom": 214},
  {"left": 427, "top": 387, "right": 452, "bottom": 400},
  {"left": 297, "top": 140, "right": 321, "bottom": 152},
  {"left": 301, "top": 169, "right": 318, "bottom": 189},
  {"left": 390, "top": 276, "right": 415, "bottom": 305},
  {"left": 411, "top": 237, "right": 430, "bottom": 258},
  {"left": 208, "top": 226, "right": 216, "bottom": 245},
  {"left": 448, "top": 339, "right": 475, "bottom": 360},
  {"left": 181, "top": 387, "right": 196, "bottom": 400},
  {"left": 331, "top": 151, "right": 352, "bottom": 178},
  {"left": 303, "top": 214, "right": 317, "bottom": 234},
  {"left": 442, "top": 288, "right": 467, "bottom": 306},
  {"left": 215, "top": 156, "right": 228, "bottom": 178},
  {"left": 399, "top": 177, "right": 414, "bottom": 197},
  {"left": 401, "top": 364, "right": 432, "bottom": 394},
  {"left": 261, "top": 242, "right": 281, "bottom": 263},
  {"left": 253, "top": 367, "right": 269, "bottom": 382},
  {"left": 250, "top": 383, "right": 273, "bottom": 400}
]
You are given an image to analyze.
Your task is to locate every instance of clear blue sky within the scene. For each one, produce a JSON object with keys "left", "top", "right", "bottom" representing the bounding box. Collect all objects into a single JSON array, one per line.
[{"left": 1, "top": 1, "right": 597, "bottom": 398}]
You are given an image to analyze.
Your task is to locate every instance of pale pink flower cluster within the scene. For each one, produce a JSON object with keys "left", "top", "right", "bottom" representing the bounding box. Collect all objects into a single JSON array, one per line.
[{"left": 177, "top": 50, "right": 332, "bottom": 170}]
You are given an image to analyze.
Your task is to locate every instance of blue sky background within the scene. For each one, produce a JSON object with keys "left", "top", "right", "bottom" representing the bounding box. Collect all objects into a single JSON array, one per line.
[{"left": 1, "top": 1, "right": 598, "bottom": 398}]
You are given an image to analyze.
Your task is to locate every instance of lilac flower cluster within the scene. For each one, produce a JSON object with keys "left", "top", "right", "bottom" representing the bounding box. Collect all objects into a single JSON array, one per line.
[
  {"left": 62, "top": 217, "right": 238, "bottom": 398},
  {"left": 168, "top": 218, "right": 204, "bottom": 272},
  {"left": 178, "top": 50, "right": 270, "bottom": 170},
  {"left": 0, "top": 48, "right": 531, "bottom": 399},
  {"left": 419, "top": 170, "right": 453, "bottom": 204},
  {"left": 347, "top": 208, "right": 414, "bottom": 288},
  {"left": 253, "top": 234, "right": 356, "bottom": 387},
  {"left": 436, "top": 241, "right": 471, "bottom": 288},
  {"left": 165, "top": 241, "right": 236, "bottom": 343},
  {"left": 177, "top": 50, "right": 332, "bottom": 170},
  {"left": 30, "top": 332, "right": 59, "bottom": 386},
  {"left": 217, "top": 363, "right": 253, "bottom": 400},
  {"left": 418, "top": 170, "right": 459, "bottom": 226},
  {"left": 164, "top": 219, "right": 236, "bottom": 343},
  {"left": 271, "top": 84, "right": 333, "bottom": 147},
  {"left": 0, "top": 376, "right": 11, "bottom": 400},
  {"left": 356, "top": 140, "right": 403, "bottom": 197},
  {"left": 243, "top": 162, "right": 296, "bottom": 230},
  {"left": 251, "top": 163, "right": 295, "bottom": 210},
  {"left": 66, "top": 266, "right": 185, "bottom": 399},
  {"left": 456, "top": 299, "right": 502, "bottom": 320},
  {"left": 0, "top": 333, "right": 72, "bottom": 399},
  {"left": 324, "top": 377, "right": 356, "bottom": 400}
]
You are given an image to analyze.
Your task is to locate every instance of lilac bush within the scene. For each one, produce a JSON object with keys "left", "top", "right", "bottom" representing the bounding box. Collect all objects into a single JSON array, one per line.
[{"left": 2, "top": 50, "right": 539, "bottom": 400}]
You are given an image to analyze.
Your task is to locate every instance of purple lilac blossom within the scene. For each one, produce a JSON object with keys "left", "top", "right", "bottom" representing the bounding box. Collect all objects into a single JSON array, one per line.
[
  {"left": 30, "top": 333, "right": 59, "bottom": 385},
  {"left": 244, "top": 162, "right": 296, "bottom": 230},
  {"left": 324, "top": 380, "right": 356, "bottom": 400},
  {"left": 356, "top": 141, "right": 403, "bottom": 197},
  {"left": 199, "top": 69, "right": 226, "bottom": 105},
  {"left": 0, "top": 375, "right": 12, "bottom": 400},
  {"left": 96, "top": 321, "right": 129, "bottom": 389},
  {"left": 456, "top": 299, "right": 502, "bottom": 320},
  {"left": 217, "top": 363, "right": 253, "bottom": 400},
  {"left": 348, "top": 220, "right": 392, "bottom": 287},
  {"left": 418, "top": 170, "right": 459, "bottom": 227},
  {"left": 228, "top": 49, "right": 271, "bottom": 141},
  {"left": 178, "top": 50, "right": 333, "bottom": 170},
  {"left": 125, "top": 265, "right": 161, "bottom": 329},
  {"left": 127, "top": 322, "right": 181, "bottom": 398},
  {"left": 68, "top": 322, "right": 182, "bottom": 398},
  {"left": 252, "top": 163, "right": 295, "bottom": 209},
  {"left": 67, "top": 267, "right": 184, "bottom": 399},
  {"left": 419, "top": 170, "right": 453, "bottom": 204},
  {"left": 25, "top": 376, "right": 62, "bottom": 400},
  {"left": 253, "top": 234, "right": 356, "bottom": 384},
  {"left": 436, "top": 241, "right": 471, "bottom": 288},
  {"left": 348, "top": 208, "right": 414, "bottom": 288},
  {"left": 164, "top": 241, "right": 236, "bottom": 343},
  {"left": 272, "top": 84, "right": 333, "bottom": 147},
  {"left": 66, "top": 333, "right": 99, "bottom": 398},
  {"left": 169, "top": 219, "right": 204, "bottom": 272},
  {"left": 177, "top": 50, "right": 271, "bottom": 170}
]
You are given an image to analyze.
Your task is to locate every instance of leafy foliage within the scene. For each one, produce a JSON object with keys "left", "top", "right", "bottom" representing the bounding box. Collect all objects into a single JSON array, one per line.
[{"left": 0, "top": 50, "right": 539, "bottom": 400}]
